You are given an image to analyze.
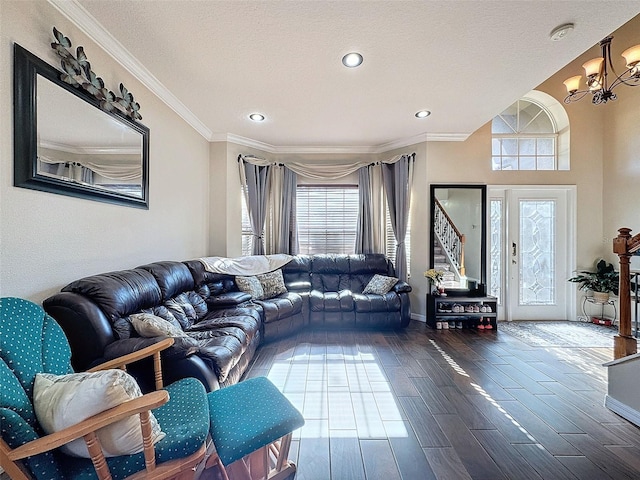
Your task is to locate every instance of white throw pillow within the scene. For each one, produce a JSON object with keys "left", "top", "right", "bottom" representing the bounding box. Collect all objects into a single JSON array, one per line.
[
  {"left": 235, "top": 275, "right": 265, "bottom": 299},
  {"left": 34, "top": 370, "right": 165, "bottom": 458},
  {"left": 363, "top": 274, "right": 399, "bottom": 295},
  {"left": 130, "top": 312, "right": 186, "bottom": 337}
]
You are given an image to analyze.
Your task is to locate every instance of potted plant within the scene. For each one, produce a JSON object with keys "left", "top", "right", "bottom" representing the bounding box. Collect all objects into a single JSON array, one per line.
[
  {"left": 425, "top": 268, "right": 445, "bottom": 295},
  {"left": 568, "top": 259, "right": 619, "bottom": 303}
]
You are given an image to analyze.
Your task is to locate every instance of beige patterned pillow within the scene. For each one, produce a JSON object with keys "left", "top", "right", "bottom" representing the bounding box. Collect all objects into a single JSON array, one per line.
[
  {"left": 34, "top": 369, "right": 165, "bottom": 458},
  {"left": 363, "top": 274, "right": 399, "bottom": 295},
  {"left": 130, "top": 312, "right": 186, "bottom": 337},
  {"left": 235, "top": 275, "right": 265, "bottom": 299},
  {"left": 257, "top": 270, "right": 287, "bottom": 299}
]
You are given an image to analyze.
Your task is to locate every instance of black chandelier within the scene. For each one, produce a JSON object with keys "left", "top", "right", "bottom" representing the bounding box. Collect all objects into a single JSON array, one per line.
[{"left": 563, "top": 36, "right": 640, "bottom": 105}]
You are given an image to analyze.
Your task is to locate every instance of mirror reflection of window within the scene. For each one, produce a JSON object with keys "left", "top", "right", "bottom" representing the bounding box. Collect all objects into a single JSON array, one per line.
[{"left": 36, "top": 75, "right": 144, "bottom": 198}]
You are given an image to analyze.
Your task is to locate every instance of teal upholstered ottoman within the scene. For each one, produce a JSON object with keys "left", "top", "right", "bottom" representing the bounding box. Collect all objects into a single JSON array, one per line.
[{"left": 207, "top": 376, "right": 304, "bottom": 473}]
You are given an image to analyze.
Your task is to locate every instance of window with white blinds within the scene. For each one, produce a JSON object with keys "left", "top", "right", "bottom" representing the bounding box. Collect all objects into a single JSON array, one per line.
[
  {"left": 385, "top": 204, "right": 411, "bottom": 276},
  {"left": 241, "top": 188, "right": 253, "bottom": 256},
  {"left": 296, "top": 185, "right": 359, "bottom": 255}
]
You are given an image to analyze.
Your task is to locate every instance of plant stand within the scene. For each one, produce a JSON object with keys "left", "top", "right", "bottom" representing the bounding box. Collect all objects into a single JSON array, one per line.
[{"left": 582, "top": 296, "right": 617, "bottom": 326}]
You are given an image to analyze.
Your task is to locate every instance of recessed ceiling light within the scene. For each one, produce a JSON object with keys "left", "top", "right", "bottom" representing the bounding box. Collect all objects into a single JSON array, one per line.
[
  {"left": 549, "top": 23, "right": 574, "bottom": 41},
  {"left": 342, "top": 52, "right": 363, "bottom": 68},
  {"left": 415, "top": 110, "right": 431, "bottom": 118},
  {"left": 249, "top": 113, "right": 265, "bottom": 122}
]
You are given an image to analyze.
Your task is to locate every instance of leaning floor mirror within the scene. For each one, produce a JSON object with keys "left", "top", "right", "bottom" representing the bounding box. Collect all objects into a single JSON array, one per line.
[
  {"left": 430, "top": 184, "right": 487, "bottom": 294},
  {"left": 13, "top": 44, "right": 149, "bottom": 209}
]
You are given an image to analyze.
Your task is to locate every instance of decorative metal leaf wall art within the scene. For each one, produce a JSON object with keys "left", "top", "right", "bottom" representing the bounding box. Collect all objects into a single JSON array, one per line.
[{"left": 50, "top": 27, "right": 142, "bottom": 121}]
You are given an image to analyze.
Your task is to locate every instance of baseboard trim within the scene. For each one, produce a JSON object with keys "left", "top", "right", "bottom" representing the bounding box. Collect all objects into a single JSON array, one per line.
[
  {"left": 604, "top": 395, "right": 640, "bottom": 427},
  {"left": 411, "top": 313, "right": 426, "bottom": 322}
]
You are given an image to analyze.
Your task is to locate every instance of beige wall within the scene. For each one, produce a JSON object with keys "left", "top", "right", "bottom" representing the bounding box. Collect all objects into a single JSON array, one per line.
[
  {"left": 0, "top": 1, "right": 210, "bottom": 302},
  {"left": 602, "top": 17, "right": 640, "bottom": 270},
  {"left": 2, "top": 2, "right": 637, "bottom": 318},
  {"left": 208, "top": 142, "right": 274, "bottom": 257}
]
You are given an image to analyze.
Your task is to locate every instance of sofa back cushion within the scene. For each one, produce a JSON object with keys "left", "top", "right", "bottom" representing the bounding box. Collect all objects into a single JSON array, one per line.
[
  {"left": 309, "top": 254, "right": 395, "bottom": 293},
  {"left": 310, "top": 255, "right": 352, "bottom": 291},
  {"left": 183, "top": 260, "right": 237, "bottom": 295},
  {"left": 347, "top": 254, "right": 394, "bottom": 292},
  {"left": 138, "top": 261, "right": 195, "bottom": 301},
  {"left": 62, "top": 269, "right": 161, "bottom": 322},
  {"left": 282, "top": 255, "right": 312, "bottom": 289}
]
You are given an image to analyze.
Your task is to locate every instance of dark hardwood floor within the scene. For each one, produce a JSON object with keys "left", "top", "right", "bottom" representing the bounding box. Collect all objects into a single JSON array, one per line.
[{"left": 244, "top": 321, "right": 640, "bottom": 480}]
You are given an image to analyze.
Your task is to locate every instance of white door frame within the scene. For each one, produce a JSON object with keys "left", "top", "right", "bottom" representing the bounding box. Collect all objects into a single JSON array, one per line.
[{"left": 488, "top": 185, "right": 577, "bottom": 322}]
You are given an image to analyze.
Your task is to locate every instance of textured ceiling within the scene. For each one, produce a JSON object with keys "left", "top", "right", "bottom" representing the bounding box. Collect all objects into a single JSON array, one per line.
[{"left": 74, "top": 0, "right": 640, "bottom": 150}]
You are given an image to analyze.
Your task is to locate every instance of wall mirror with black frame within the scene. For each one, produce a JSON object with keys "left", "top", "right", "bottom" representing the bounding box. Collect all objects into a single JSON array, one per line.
[
  {"left": 430, "top": 184, "right": 487, "bottom": 294},
  {"left": 13, "top": 44, "right": 149, "bottom": 209}
]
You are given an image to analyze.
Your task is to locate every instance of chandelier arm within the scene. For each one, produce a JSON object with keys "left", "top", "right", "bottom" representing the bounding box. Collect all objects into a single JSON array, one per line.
[
  {"left": 610, "top": 70, "right": 640, "bottom": 89},
  {"left": 563, "top": 90, "right": 591, "bottom": 104}
]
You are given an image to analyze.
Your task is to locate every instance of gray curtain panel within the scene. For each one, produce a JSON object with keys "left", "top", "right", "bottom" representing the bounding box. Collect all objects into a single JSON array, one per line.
[
  {"left": 276, "top": 166, "right": 299, "bottom": 254},
  {"left": 382, "top": 153, "right": 415, "bottom": 282},
  {"left": 355, "top": 165, "right": 375, "bottom": 254},
  {"left": 242, "top": 160, "right": 272, "bottom": 255}
]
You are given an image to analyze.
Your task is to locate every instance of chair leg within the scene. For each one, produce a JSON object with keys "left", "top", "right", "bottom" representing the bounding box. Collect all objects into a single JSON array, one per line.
[
  {"left": 267, "top": 433, "right": 296, "bottom": 480},
  {"left": 200, "top": 438, "right": 230, "bottom": 480}
]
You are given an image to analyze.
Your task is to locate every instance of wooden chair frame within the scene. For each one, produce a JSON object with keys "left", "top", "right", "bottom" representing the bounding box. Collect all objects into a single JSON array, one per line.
[
  {"left": 203, "top": 432, "right": 296, "bottom": 480},
  {"left": 0, "top": 338, "right": 210, "bottom": 480}
]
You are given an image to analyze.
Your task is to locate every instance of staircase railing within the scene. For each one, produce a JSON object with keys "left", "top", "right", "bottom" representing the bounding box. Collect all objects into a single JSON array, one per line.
[
  {"left": 613, "top": 227, "right": 640, "bottom": 359},
  {"left": 434, "top": 199, "right": 465, "bottom": 276}
]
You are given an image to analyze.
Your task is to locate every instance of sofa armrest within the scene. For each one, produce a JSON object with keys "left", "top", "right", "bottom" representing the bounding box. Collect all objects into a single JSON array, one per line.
[
  {"left": 286, "top": 280, "right": 311, "bottom": 291},
  {"left": 89, "top": 338, "right": 174, "bottom": 372},
  {"left": 43, "top": 292, "right": 117, "bottom": 372},
  {"left": 102, "top": 337, "right": 199, "bottom": 364},
  {"left": 206, "top": 291, "right": 251, "bottom": 309},
  {"left": 392, "top": 281, "right": 412, "bottom": 293}
]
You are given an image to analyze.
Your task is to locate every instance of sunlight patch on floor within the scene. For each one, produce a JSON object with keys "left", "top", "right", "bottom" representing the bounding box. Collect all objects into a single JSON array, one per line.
[{"left": 266, "top": 344, "right": 408, "bottom": 439}]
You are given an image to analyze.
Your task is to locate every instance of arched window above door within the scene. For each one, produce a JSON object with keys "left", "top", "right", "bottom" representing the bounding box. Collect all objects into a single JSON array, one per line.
[{"left": 491, "top": 90, "right": 569, "bottom": 171}]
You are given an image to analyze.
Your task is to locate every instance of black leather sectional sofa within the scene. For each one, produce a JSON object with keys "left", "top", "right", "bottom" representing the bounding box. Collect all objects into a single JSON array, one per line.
[{"left": 43, "top": 254, "right": 411, "bottom": 392}]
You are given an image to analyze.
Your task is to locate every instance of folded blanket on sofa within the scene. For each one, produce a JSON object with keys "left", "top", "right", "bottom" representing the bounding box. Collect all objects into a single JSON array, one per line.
[{"left": 200, "top": 254, "right": 293, "bottom": 275}]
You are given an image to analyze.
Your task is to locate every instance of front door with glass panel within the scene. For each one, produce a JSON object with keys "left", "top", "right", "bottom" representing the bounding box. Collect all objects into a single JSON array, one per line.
[{"left": 489, "top": 187, "right": 575, "bottom": 321}]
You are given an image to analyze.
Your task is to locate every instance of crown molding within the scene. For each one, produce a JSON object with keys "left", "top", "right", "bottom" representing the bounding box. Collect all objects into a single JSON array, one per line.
[
  {"left": 211, "top": 133, "right": 277, "bottom": 153},
  {"left": 211, "top": 134, "right": 380, "bottom": 154},
  {"left": 212, "top": 132, "right": 470, "bottom": 155},
  {"left": 374, "top": 132, "right": 470, "bottom": 153},
  {"left": 46, "top": 0, "right": 469, "bottom": 152},
  {"left": 47, "top": 0, "right": 212, "bottom": 140},
  {"left": 273, "top": 145, "right": 380, "bottom": 155}
]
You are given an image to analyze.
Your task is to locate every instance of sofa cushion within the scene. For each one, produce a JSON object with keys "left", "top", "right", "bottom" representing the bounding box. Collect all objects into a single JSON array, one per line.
[
  {"left": 165, "top": 293, "right": 197, "bottom": 329},
  {"left": 186, "top": 291, "right": 208, "bottom": 319},
  {"left": 62, "top": 269, "right": 161, "bottom": 322},
  {"left": 282, "top": 255, "right": 312, "bottom": 289},
  {"left": 255, "top": 293, "right": 303, "bottom": 324},
  {"left": 137, "top": 261, "right": 195, "bottom": 301},
  {"left": 256, "top": 270, "right": 287, "bottom": 299},
  {"left": 353, "top": 292, "right": 402, "bottom": 312},
  {"left": 185, "top": 314, "right": 261, "bottom": 383},
  {"left": 235, "top": 276, "right": 264, "bottom": 299},
  {"left": 363, "top": 274, "right": 399, "bottom": 295},
  {"left": 310, "top": 290, "right": 354, "bottom": 312},
  {"left": 348, "top": 254, "right": 392, "bottom": 275},
  {"left": 148, "top": 305, "right": 182, "bottom": 329}
]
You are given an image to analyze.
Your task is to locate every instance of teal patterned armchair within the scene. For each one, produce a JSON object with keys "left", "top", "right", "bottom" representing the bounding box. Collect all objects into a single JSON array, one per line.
[{"left": 0, "top": 297, "right": 211, "bottom": 480}]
